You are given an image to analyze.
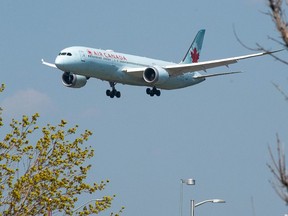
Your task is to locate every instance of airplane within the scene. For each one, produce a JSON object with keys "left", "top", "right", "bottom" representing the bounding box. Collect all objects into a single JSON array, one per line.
[{"left": 42, "top": 29, "right": 279, "bottom": 98}]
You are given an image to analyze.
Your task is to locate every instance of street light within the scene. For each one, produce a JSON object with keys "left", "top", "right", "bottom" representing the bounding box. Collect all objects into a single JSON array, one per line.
[
  {"left": 190, "top": 199, "right": 225, "bottom": 216},
  {"left": 180, "top": 179, "right": 195, "bottom": 216}
]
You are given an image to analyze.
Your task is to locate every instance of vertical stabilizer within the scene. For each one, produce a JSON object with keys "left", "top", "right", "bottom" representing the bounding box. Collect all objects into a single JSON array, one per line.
[{"left": 181, "top": 29, "right": 205, "bottom": 64}]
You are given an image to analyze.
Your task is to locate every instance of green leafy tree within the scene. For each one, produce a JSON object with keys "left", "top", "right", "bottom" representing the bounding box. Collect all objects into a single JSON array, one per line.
[{"left": 0, "top": 85, "right": 123, "bottom": 215}]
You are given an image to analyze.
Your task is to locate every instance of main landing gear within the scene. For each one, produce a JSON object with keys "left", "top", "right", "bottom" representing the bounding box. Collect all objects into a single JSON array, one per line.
[
  {"left": 105, "top": 83, "right": 161, "bottom": 98},
  {"left": 106, "top": 82, "right": 121, "bottom": 98},
  {"left": 146, "top": 87, "right": 161, "bottom": 97}
]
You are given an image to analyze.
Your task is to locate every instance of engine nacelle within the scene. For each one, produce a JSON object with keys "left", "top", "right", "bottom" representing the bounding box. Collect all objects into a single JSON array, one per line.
[
  {"left": 143, "top": 66, "right": 169, "bottom": 85},
  {"left": 62, "top": 72, "right": 87, "bottom": 88}
]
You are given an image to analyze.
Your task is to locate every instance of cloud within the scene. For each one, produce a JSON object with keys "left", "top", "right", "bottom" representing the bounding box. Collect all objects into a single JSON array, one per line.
[{"left": 1, "top": 89, "right": 56, "bottom": 118}]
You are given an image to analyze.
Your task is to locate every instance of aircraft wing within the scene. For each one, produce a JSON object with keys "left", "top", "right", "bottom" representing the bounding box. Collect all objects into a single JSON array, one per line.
[
  {"left": 42, "top": 59, "right": 57, "bottom": 68},
  {"left": 164, "top": 50, "right": 279, "bottom": 76},
  {"left": 124, "top": 50, "right": 281, "bottom": 77}
]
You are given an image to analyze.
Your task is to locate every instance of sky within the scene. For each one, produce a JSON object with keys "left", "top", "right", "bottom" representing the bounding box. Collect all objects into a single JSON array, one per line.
[{"left": 0, "top": 0, "right": 288, "bottom": 215}]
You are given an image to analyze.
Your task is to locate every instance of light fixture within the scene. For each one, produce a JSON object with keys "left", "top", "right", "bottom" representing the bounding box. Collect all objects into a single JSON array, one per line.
[
  {"left": 180, "top": 178, "right": 195, "bottom": 216},
  {"left": 181, "top": 178, "right": 195, "bottom": 185},
  {"left": 191, "top": 199, "right": 226, "bottom": 216}
]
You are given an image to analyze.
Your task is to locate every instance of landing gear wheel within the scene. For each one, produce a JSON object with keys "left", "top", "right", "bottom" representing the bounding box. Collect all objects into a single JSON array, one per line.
[
  {"left": 155, "top": 90, "right": 161, "bottom": 96},
  {"left": 115, "top": 91, "right": 121, "bottom": 98},
  {"left": 146, "top": 88, "right": 151, "bottom": 95},
  {"left": 109, "top": 92, "right": 115, "bottom": 98}
]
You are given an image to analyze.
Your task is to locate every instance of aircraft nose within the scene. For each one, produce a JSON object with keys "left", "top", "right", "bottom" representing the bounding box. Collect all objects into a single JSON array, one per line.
[
  {"left": 55, "top": 50, "right": 77, "bottom": 71},
  {"left": 55, "top": 56, "right": 62, "bottom": 68},
  {"left": 55, "top": 56, "right": 67, "bottom": 71}
]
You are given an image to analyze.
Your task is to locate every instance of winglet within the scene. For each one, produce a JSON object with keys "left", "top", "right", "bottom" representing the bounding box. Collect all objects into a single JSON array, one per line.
[
  {"left": 263, "top": 48, "right": 284, "bottom": 55},
  {"left": 42, "top": 59, "right": 57, "bottom": 68}
]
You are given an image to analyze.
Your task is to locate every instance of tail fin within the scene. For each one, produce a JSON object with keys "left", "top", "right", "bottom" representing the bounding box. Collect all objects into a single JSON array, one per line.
[{"left": 181, "top": 29, "right": 205, "bottom": 64}]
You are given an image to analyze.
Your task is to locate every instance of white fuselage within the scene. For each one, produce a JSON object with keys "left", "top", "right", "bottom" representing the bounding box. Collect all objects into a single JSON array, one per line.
[{"left": 55, "top": 46, "right": 205, "bottom": 90}]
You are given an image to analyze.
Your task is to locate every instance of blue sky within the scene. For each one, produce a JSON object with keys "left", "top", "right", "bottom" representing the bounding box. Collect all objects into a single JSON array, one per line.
[{"left": 1, "top": 0, "right": 287, "bottom": 215}]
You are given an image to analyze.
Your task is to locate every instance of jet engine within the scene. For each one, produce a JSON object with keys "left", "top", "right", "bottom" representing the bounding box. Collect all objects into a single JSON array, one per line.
[
  {"left": 143, "top": 66, "right": 169, "bottom": 84},
  {"left": 62, "top": 72, "right": 87, "bottom": 88}
]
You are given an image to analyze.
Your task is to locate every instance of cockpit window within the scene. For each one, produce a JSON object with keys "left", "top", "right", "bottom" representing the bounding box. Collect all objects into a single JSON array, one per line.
[{"left": 58, "top": 52, "right": 72, "bottom": 56}]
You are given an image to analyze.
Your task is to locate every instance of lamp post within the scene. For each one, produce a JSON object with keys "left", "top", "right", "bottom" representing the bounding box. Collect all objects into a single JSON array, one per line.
[
  {"left": 190, "top": 199, "right": 225, "bottom": 216},
  {"left": 180, "top": 179, "right": 195, "bottom": 216}
]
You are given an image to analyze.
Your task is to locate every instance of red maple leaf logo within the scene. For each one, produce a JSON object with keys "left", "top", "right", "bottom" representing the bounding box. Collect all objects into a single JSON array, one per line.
[{"left": 190, "top": 48, "right": 199, "bottom": 63}]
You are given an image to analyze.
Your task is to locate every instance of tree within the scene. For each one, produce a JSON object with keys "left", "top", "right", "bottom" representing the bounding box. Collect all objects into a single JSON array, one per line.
[
  {"left": 265, "top": 0, "right": 288, "bottom": 206},
  {"left": 267, "top": 135, "right": 288, "bottom": 205},
  {"left": 234, "top": 1, "right": 287, "bottom": 63},
  {"left": 268, "top": 0, "right": 288, "bottom": 48},
  {"left": 0, "top": 84, "right": 123, "bottom": 215}
]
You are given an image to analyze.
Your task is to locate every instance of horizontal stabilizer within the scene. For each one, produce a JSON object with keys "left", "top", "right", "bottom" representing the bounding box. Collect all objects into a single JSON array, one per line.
[
  {"left": 42, "top": 59, "right": 57, "bottom": 68},
  {"left": 193, "top": 71, "right": 242, "bottom": 79}
]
